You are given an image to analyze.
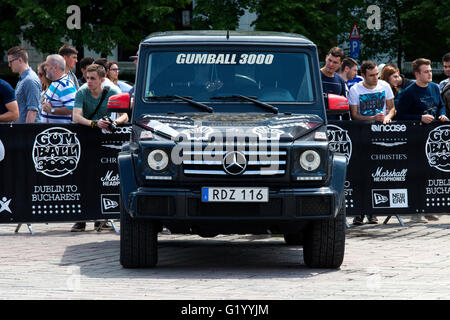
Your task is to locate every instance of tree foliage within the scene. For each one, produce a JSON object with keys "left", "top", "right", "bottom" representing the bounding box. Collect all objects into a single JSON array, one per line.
[
  {"left": 1, "top": 0, "right": 190, "bottom": 56},
  {"left": 1, "top": 0, "right": 448, "bottom": 66},
  {"left": 249, "top": 0, "right": 337, "bottom": 58},
  {"left": 337, "top": 0, "right": 450, "bottom": 68},
  {"left": 192, "top": 0, "right": 251, "bottom": 30}
]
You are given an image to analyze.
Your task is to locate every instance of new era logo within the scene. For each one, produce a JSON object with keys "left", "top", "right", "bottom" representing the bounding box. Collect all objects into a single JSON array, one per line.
[
  {"left": 372, "top": 189, "right": 408, "bottom": 208},
  {"left": 101, "top": 194, "right": 120, "bottom": 214}
]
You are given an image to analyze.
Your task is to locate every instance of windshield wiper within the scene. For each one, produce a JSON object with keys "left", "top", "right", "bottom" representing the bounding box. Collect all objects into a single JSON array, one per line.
[
  {"left": 146, "top": 95, "right": 213, "bottom": 113},
  {"left": 210, "top": 95, "right": 278, "bottom": 114}
]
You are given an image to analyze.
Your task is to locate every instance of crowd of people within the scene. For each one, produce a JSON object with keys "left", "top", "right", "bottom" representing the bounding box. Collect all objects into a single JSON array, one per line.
[
  {"left": 0, "top": 45, "right": 135, "bottom": 232},
  {"left": 321, "top": 47, "right": 450, "bottom": 226},
  {"left": 1, "top": 43, "right": 450, "bottom": 229}
]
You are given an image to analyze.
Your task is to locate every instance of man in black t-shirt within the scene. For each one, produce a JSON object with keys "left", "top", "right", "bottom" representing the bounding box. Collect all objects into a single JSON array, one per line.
[
  {"left": 320, "top": 47, "right": 347, "bottom": 97},
  {"left": 320, "top": 47, "right": 347, "bottom": 120}
]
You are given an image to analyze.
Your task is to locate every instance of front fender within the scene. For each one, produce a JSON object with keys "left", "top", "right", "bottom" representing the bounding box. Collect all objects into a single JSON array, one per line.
[
  {"left": 118, "top": 151, "right": 138, "bottom": 213},
  {"left": 330, "top": 154, "right": 347, "bottom": 215}
]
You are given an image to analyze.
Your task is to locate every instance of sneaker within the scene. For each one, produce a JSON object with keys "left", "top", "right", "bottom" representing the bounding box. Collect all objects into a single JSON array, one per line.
[
  {"left": 101, "top": 221, "right": 115, "bottom": 231},
  {"left": 424, "top": 215, "right": 439, "bottom": 221},
  {"left": 353, "top": 216, "right": 365, "bottom": 226},
  {"left": 71, "top": 222, "right": 86, "bottom": 232},
  {"left": 94, "top": 221, "right": 114, "bottom": 231},
  {"left": 410, "top": 215, "right": 428, "bottom": 224},
  {"left": 367, "top": 216, "right": 378, "bottom": 224}
]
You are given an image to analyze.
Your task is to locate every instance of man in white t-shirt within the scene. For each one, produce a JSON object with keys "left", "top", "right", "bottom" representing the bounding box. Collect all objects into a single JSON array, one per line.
[
  {"left": 348, "top": 60, "right": 396, "bottom": 226},
  {"left": 348, "top": 60, "right": 396, "bottom": 124}
]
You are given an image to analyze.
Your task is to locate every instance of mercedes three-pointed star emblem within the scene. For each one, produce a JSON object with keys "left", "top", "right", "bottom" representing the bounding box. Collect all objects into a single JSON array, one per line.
[{"left": 223, "top": 151, "right": 247, "bottom": 175}]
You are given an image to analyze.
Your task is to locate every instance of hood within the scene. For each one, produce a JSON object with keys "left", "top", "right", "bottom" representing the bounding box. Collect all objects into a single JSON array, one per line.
[{"left": 136, "top": 113, "right": 323, "bottom": 142}]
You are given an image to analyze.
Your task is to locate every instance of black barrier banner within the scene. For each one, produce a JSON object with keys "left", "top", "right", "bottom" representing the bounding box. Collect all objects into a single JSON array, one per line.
[
  {"left": 1, "top": 121, "right": 450, "bottom": 224},
  {"left": 328, "top": 121, "right": 450, "bottom": 216},
  {"left": 0, "top": 124, "right": 129, "bottom": 223}
]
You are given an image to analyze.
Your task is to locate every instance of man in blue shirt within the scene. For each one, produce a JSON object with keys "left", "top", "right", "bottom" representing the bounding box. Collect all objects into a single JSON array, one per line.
[
  {"left": 337, "top": 57, "right": 363, "bottom": 96},
  {"left": 7, "top": 47, "right": 41, "bottom": 123},
  {"left": 0, "top": 78, "right": 19, "bottom": 122},
  {"left": 397, "top": 58, "right": 448, "bottom": 124},
  {"left": 397, "top": 58, "right": 447, "bottom": 223}
]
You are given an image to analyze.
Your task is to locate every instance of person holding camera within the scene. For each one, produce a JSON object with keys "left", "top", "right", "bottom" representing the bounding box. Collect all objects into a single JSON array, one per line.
[{"left": 71, "top": 63, "right": 128, "bottom": 232}]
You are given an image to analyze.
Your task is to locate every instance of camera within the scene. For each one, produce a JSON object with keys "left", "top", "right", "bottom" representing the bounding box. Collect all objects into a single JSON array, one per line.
[{"left": 102, "top": 116, "right": 117, "bottom": 132}]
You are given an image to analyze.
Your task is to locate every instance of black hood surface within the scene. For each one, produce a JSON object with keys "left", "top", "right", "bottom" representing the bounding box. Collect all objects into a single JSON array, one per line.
[{"left": 136, "top": 113, "right": 324, "bottom": 142}]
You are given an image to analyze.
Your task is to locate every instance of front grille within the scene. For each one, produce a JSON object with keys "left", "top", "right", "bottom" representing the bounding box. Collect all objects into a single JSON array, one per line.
[
  {"left": 182, "top": 144, "right": 287, "bottom": 176},
  {"left": 188, "top": 198, "right": 283, "bottom": 217}
]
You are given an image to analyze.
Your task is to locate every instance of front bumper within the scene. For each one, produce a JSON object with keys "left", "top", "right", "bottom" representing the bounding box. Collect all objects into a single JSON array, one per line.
[{"left": 127, "top": 186, "right": 340, "bottom": 220}]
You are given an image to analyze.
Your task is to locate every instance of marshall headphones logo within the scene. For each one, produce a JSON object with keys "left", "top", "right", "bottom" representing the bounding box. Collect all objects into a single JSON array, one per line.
[
  {"left": 327, "top": 124, "right": 352, "bottom": 163},
  {"left": 426, "top": 125, "right": 450, "bottom": 172},
  {"left": 0, "top": 139, "right": 4, "bottom": 163},
  {"left": 32, "top": 127, "right": 81, "bottom": 178}
]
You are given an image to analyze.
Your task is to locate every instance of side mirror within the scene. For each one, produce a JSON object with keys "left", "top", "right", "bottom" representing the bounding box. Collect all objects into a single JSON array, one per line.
[
  {"left": 325, "top": 93, "right": 349, "bottom": 115},
  {"left": 107, "top": 93, "right": 131, "bottom": 113}
]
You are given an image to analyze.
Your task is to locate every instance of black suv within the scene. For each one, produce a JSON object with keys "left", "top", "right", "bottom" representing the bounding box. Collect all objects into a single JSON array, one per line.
[{"left": 108, "top": 31, "right": 348, "bottom": 268}]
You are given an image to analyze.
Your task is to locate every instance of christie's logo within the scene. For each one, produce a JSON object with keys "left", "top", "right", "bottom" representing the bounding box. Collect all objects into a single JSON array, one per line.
[
  {"left": 32, "top": 127, "right": 81, "bottom": 178},
  {"left": 371, "top": 124, "right": 407, "bottom": 132},
  {"left": 327, "top": 125, "right": 352, "bottom": 163},
  {"left": 371, "top": 167, "right": 407, "bottom": 182},
  {"left": 426, "top": 125, "right": 450, "bottom": 172}
]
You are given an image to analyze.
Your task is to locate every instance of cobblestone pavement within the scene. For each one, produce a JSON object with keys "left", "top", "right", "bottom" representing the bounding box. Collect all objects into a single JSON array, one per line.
[{"left": 1, "top": 215, "right": 450, "bottom": 300}]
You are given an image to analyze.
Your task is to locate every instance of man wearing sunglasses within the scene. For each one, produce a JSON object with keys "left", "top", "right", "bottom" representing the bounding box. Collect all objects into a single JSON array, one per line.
[{"left": 7, "top": 46, "right": 42, "bottom": 123}]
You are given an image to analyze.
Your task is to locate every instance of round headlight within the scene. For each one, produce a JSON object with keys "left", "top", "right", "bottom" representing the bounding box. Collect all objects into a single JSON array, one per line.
[
  {"left": 147, "top": 149, "right": 169, "bottom": 171},
  {"left": 299, "top": 150, "right": 321, "bottom": 171}
]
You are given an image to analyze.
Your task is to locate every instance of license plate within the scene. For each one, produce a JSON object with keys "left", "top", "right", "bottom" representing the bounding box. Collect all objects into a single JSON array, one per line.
[{"left": 202, "top": 187, "right": 268, "bottom": 202}]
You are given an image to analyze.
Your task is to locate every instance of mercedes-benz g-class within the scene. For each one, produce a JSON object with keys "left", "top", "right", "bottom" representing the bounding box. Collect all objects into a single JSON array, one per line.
[{"left": 108, "top": 31, "right": 348, "bottom": 268}]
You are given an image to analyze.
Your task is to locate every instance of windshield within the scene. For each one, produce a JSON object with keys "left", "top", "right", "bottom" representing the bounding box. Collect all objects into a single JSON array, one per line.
[{"left": 143, "top": 50, "right": 315, "bottom": 103}]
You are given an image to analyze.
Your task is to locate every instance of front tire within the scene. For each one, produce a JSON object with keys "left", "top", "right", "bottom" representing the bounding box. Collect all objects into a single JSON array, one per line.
[
  {"left": 303, "top": 202, "right": 346, "bottom": 268},
  {"left": 120, "top": 197, "right": 158, "bottom": 268}
]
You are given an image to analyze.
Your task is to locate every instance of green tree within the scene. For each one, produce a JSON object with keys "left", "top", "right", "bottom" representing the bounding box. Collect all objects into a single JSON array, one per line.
[
  {"left": 248, "top": 0, "right": 338, "bottom": 58},
  {"left": 192, "top": 0, "right": 251, "bottom": 30},
  {"left": 2, "top": 0, "right": 191, "bottom": 57},
  {"left": 337, "top": 0, "right": 450, "bottom": 70}
]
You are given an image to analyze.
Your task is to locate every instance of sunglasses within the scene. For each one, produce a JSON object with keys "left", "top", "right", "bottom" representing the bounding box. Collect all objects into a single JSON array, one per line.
[
  {"left": 8, "top": 57, "right": 19, "bottom": 65},
  {"left": 110, "top": 68, "right": 120, "bottom": 72}
]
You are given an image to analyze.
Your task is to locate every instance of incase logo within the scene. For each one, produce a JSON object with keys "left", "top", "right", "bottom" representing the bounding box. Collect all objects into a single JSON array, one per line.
[
  {"left": 371, "top": 124, "right": 406, "bottom": 132},
  {"left": 372, "top": 189, "right": 408, "bottom": 208}
]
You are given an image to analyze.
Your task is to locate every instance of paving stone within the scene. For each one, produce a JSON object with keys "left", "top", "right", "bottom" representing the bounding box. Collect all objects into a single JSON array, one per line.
[{"left": 1, "top": 216, "right": 450, "bottom": 299}]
